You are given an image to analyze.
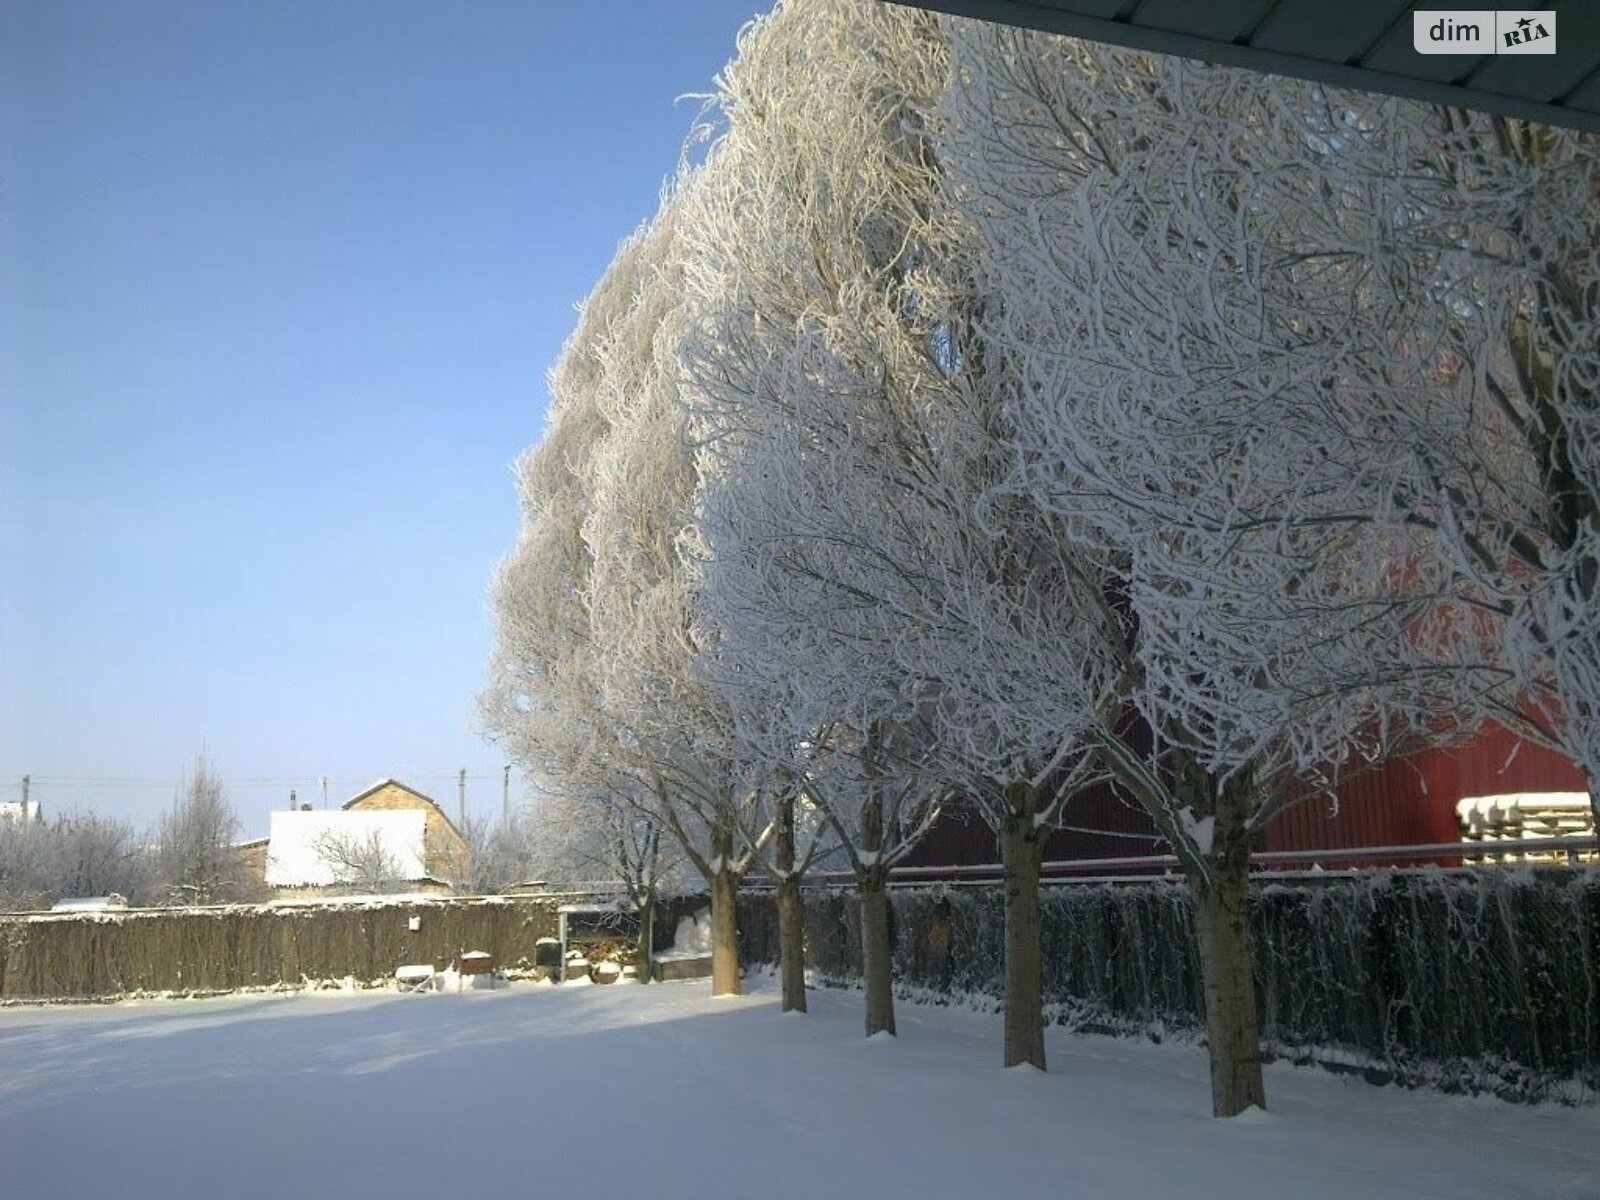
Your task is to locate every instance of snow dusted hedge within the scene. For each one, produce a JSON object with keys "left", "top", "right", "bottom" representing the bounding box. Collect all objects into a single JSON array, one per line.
[
  {"left": 739, "top": 869, "right": 1600, "bottom": 1103},
  {"left": 7, "top": 874, "right": 1593, "bottom": 1101},
  {"left": 0, "top": 896, "right": 559, "bottom": 1001}
]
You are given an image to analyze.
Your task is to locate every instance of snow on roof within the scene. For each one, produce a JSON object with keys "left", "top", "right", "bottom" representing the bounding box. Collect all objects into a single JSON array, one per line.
[
  {"left": 51, "top": 895, "right": 128, "bottom": 912},
  {"left": 556, "top": 898, "right": 633, "bottom": 914},
  {"left": 265, "top": 810, "right": 428, "bottom": 887},
  {"left": 266, "top": 890, "right": 457, "bottom": 909}
]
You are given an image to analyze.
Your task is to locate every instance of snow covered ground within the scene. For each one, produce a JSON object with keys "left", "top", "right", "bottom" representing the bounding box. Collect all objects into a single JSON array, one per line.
[{"left": 1, "top": 978, "right": 1595, "bottom": 1200}]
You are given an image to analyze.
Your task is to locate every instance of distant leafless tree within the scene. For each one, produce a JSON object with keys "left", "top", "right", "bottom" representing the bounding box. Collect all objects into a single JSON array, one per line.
[
  {"left": 313, "top": 828, "right": 407, "bottom": 893},
  {"left": 459, "top": 812, "right": 542, "bottom": 895},
  {"left": 511, "top": 788, "right": 687, "bottom": 979},
  {"left": 0, "top": 811, "right": 156, "bottom": 911},
  {"left": 154, "top": 754, "right": 241, "bottom": 905}
]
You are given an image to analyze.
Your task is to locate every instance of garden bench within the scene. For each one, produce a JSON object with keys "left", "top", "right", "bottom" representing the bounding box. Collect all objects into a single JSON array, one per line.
[{"left": 395, "top": 964, "right": 436, "bottom": 993}]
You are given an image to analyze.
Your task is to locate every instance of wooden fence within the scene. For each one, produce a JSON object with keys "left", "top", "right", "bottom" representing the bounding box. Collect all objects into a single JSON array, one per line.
[{"left": 0, "top": 895, "right": 559, "bottom": 1000}]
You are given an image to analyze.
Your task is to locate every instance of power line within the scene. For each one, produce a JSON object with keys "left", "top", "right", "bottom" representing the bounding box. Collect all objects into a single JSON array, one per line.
[{"left": 16, "top": 771, "right": 510, "bottom": 788}]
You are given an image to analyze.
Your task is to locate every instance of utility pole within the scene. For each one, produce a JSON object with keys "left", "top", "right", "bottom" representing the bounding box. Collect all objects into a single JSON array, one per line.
[
  {"left": 458, "top": 768, "right": 467, "bottom": 827},
  {"left": 290, "top": 789, "right": 297, "bottom": 811},
  {"left": 320, "top": 776, "right": 328, "bottom": 809},
  {"left": 21, "top": 775, "right": 28, "bottom": 809},
  {"left": 502, "top": 765, "right": 510, "bottom": 826}
]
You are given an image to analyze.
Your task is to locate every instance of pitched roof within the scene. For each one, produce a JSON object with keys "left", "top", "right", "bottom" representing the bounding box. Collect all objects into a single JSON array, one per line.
[{"left": 341, "top": 778, "right": 443, "bottom": 811}]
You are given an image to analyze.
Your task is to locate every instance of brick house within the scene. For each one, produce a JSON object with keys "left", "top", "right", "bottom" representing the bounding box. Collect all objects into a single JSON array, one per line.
[
  {"left": 238, "top": 778, "right": 470, "bottom": 898},
  {"left": 341, "top": 779, "right": 470, "bottom": 884}
]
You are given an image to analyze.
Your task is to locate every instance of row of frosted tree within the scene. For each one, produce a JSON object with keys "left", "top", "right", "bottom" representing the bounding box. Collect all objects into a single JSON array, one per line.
[{"left": 481, "top": 0, "right": 1600, "bottom": 1116}]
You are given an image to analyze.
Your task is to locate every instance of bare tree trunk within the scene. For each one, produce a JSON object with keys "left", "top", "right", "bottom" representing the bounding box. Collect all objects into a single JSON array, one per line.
[
  {"left": 860, "top": 870, "right": 895, "bottom": 1037},
  {"left": 709, "top": 868, "right": 741, "bottom": 997},
  {"left": 1191, "top": 859, "right": 1264, "bottom": 1117},
  {"left": 1000, "top": 788, "right": 1046, "bottom": 1070},
  {"left": 778, "top": 876, "right": 807, "bottom": 1013},
  {"left": 635, "top": 895, "right": 654, "bottom": 985},
  {"left": 775, "top": 793, "right": 807, "bottom": 1013},
  {"left": 857, "top": 747, "right": 895, "bottom": 1036}
]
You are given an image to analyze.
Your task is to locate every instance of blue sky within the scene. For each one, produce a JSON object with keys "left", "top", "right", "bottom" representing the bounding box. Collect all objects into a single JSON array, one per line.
[{"left": 1, "top": 0, "right": 762, "bottom": 837}]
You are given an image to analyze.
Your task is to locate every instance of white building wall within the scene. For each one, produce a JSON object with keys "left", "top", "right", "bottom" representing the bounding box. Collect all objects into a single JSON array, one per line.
[{"left": 264, "top": 810, "right": 428, "bottom": 887}]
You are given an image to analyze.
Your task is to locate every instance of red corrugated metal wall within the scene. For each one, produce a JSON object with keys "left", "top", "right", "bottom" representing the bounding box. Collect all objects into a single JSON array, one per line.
[
  {"left": 905, "top": 724, "right": 1586, "bottom": 868},
  {"left": 900, "top": 782, "right": 1163, "bottom": 868},
  {"left": 1265, "top": 723, "right": 1587, "bottom": 854}
]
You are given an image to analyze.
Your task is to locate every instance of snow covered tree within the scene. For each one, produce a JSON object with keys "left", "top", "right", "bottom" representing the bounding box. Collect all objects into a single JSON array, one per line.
[
  {"left": 577, "top": 189, "right": 777, "bottom": 997},
  {"left": 1204, "top": 99, "right": 1600, "bottom": 821},
  {"left": 761, "top": 778, "right": 827, "bottom": 1013},
  {"left": 456, "top": 812, "right": 542, "bottom": 895},
  {"left": 709, "top": 678, "right": 838, "bottom": 1013},
  {"left": 0, "top": 816, "right": 53, "bottom": 910},
  {"left": 155, "top": 754, "right": 241, "bottom": 905},
  {"left": 485, "top": 177, "right": 771, "bottom": 998},
  {"left": 934, "top": 24, "right": 1490, "bottom": 1113},
  {"left": 460, "top": 813, "right": 529, "bottom": 895},
  {"left": 489, "top": 0, "right": 1600, "bottom": 1109},
  {"left": 680, "top": 0, "right": 958, "bottom": 1039},
  {"left": 313, "top": 828, "right": 406, "bottom": 893},
  {"left": 0, "top": 810, "right": 155, "bottom": 910},
  {"left": 515, "top": 790, "right": 684, "bottom": 979},
  {"left": 680, "top": 0, "right": 1120, "bottom": 1054},
  {"left": 482, "top": 220, "right": 682, "bottom": 971}
]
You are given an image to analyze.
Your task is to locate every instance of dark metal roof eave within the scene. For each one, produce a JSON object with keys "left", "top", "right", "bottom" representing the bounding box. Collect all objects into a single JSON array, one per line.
[{"left": 897, "top": 0, "right": 1600, "bottom": 135}]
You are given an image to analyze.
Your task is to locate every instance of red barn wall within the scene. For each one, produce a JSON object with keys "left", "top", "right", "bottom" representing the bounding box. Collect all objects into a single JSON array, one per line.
[
  {"left": 907, "top": 725, "right": 1586, "bottom": 871},
  {"left": 902, "top": 782, "right": 1162, "bottom": 869},
  {"left": 1266, "top": 724, "right": 1586, "bottom": 854}
]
